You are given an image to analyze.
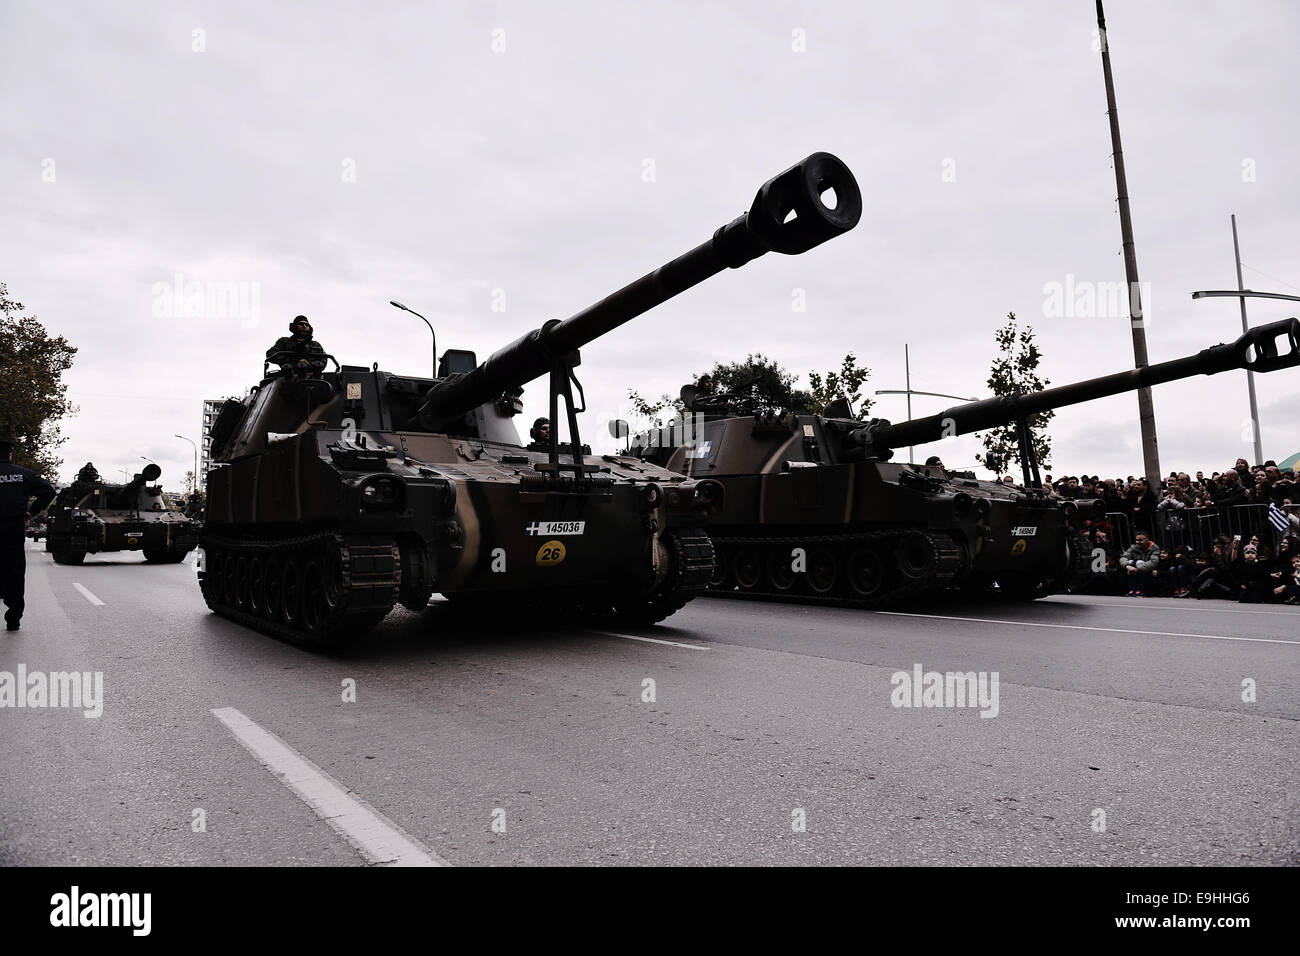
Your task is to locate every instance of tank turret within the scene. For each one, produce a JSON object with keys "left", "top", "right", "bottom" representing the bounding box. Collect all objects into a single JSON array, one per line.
[{"left": 108, "top": 463, "right": 163, "bottom": 508}]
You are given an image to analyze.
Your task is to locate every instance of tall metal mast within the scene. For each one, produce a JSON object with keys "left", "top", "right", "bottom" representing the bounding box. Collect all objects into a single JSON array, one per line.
[{"left": 1097, "top": 0, "right": 1161, "bottom": 490}]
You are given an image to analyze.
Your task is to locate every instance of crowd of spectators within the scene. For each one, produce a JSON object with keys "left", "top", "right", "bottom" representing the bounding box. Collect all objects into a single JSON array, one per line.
[{"left": 1037, "top": 458, "right": 1300, "bottom": 602}]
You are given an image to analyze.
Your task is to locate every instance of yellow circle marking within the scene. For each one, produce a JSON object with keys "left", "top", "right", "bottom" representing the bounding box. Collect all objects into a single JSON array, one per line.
[
  {"left": 535, "top": 539, "right": 567, "bottom": 567},
  {"left": 1011, "top": 539, "right": 1027, "bottom": 556}
]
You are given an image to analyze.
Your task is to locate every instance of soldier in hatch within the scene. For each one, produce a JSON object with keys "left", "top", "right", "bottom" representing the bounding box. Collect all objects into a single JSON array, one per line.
[
  {"left": 527, "top": 417, "right": 553, "bottom": 451},
  {"left": 266, "top": 315, "right": 327, "bottom": 380}
]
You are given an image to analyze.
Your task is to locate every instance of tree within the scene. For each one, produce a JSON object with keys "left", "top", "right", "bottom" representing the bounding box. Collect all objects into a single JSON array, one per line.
[
  {"left": 630, "top": 352, "right": 875, "bottom": 422},
  {"left": 705, "top": 353, "right": 811, "bottom": 412},
  {"left": 978, "top": 312, "right": 1053, "bottom": 474},
  {"left": 626, "top": 389, "right": 680, "bottom": 426},
  {"left": 0, "top": 284, "right": 77, "bottom": 479},
  {"left": 806, "top": 352, "right": 872, "bottom": 417}
]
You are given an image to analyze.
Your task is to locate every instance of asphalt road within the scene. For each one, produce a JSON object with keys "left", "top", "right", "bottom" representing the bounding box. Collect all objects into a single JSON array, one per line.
[{"left": 3, "top": 539, "right": 1296, "bottom": 866}]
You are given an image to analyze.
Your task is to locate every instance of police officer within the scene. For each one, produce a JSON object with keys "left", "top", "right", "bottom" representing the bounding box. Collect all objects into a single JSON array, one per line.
[
  {"left": 266, "top": 315, "right": 327, "bottom": 379},
  {"left": 0, "top": 434, "right": 56, "bottom": 631},
  {"left": 527, "top": 417, "right": 552, "bottom": 451}
]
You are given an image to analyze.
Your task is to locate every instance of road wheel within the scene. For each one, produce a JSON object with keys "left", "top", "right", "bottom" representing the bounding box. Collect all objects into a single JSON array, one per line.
[
  {"left": 281, "top": 557, "right": 303, "bottom": 626},
  {"left": 733, "top": 549, "right": 761, "bottom": 590},
  {"left": 765, "top": 550, "right": 797, "bottom": 592},
  {"left": 322, "top": 541, "right": 344, "bottom": 612},
  {"left": 233, "top": 556, "right": 251, "bottom": 611},
  {"left": 848, "top": 547, "right": 885, "bottom": 598},
  {"left": 247, "top": 556, "right": 266, "bottom": 616},
  {"left": 264, "top": 554, "right": 283, "bottom": 621},
  {"left": 898, "top": 534, "right": 933, "bottom": 583},
  {"left": 707, "top": 548, "right": 731, "bottom": 589},
  {"left": 201, "top": 549, "right": 224, "bottom": 603},
  {"left": 301, "top": 560, "right": 326, "bottom": 633},
  {"left": 222, "top": 552, "right": 239, "bottom": 605},
  {"left": 807, "top": 548, "right": 838, "bottom": 595}
]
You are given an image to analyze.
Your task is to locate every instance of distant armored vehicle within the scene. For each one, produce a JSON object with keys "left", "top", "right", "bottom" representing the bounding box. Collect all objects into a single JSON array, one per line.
[
  {"left": 45, "top": 464, "right": 201, "bottom": 565},
  {"left": 199, "top": 152, "right": 863, "bottom": 648},
  {"left": 634, "top": 320, "right": 1300, "bottom": 605}
]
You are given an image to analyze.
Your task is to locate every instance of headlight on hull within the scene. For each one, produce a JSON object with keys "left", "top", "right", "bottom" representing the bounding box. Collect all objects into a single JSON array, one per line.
[{"left": 358, "top": 475, "right": 404, "bottom": 512}]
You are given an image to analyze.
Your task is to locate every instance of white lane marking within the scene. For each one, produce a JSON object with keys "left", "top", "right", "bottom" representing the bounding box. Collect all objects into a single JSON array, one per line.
[
  {"left": 73, "top": 583, "right": 105, "bottom": 606},
  {"left": 877, "top": 611, "right": 1300, "bottom": 646},
  {"left": 1059, "top": 599, "right": 1300, "bottom": 618},
  {"left": 601, "top": 632, "right": 710, "bottom": 651},
  {"left": 211, "top": 707, "right": 447, "bottom": 867}
]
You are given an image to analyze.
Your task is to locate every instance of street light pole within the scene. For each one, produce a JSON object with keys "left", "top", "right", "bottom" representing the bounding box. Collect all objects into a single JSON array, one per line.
[
  {"left": 173, "top": 435, "right": 198, "bottom": 492},
  {"left": 390, "top": 300, "right": 437, "bottom": 376},
  {"left": 1233, "top": 215, "right": 1262, "bottom": 466},
  {"left": 875, "top": 343, "right": 979, "bottom": 465},
  {"left": 1191, "top": 257, "right": 1300, "bottom": 466},
  {"left": 1097, "top": 0, "right": 1161, "bottom": 492}
]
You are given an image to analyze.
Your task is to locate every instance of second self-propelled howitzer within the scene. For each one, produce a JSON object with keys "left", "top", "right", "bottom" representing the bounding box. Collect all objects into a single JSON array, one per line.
[
  {"left": 200, "top": 153, "right": 862, "bottom": 648},
  {"left": 46, "top": 463, "right": 200, "bottom": 565},
  {"left": 644, "top": 319, "right": 1300, "bottom": 606}
]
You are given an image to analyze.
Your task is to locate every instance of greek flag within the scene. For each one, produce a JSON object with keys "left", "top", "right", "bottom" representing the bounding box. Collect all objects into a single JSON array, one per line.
[{"left": 1268, "top": 502, "right": 1289, "bottom": 534}]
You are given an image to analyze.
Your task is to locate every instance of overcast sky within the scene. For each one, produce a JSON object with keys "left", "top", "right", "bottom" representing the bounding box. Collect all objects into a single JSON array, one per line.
[{"left": 3, "top": 0, "right": 1298, "bottom": 486}]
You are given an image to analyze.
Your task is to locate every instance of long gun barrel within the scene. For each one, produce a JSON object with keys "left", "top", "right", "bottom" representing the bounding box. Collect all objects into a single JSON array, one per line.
[
  {"left": 862, "top": 319, "right": 1300, "bottom": 453},
  {"left": 416, "top": 152, "right": 862, "bottom": 430},
  {"left": 110, "top": 463, "right": 162, "bottom": 507}
]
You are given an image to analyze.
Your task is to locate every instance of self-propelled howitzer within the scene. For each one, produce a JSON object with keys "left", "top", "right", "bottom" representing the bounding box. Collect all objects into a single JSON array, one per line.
[
  {"left": 46, "top": 463, "right": 200, "bottom": 565},
  {"left": 199, "top": 152, "right": 862, "bottom": 648},
  {"left": 640, "top": 319, "right": 1299, "bottom": 606}
]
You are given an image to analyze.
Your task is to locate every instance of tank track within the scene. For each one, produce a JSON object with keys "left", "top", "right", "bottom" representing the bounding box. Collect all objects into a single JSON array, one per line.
[
  {"left": 200, "top": 531, "right": 400, "bottom": 650},
  {"left": 705, "top": 529, "right": 963, "bottom": 610},
  {"left": 609, "top": 527, "right": 715, "bottom": 626}
]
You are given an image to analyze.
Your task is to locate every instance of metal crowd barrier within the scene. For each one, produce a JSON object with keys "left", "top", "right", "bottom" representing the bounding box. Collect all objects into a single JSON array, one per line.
[
  {"left": 1102, "top": 512, "right": 1133, "bottom": 550},
  {"left": 1105, "top": 503, "right": 1298, "bottom": 556}
]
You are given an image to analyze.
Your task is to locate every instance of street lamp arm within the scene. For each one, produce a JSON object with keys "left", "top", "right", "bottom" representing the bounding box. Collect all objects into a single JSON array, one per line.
[
  {"left": 1191, "top": 289, "right": 1300, "bottom": 304},
  {"left": 390, "top": 300, "right": 437, "bottom": 375},
  {"left": 875, "top": 389, "right": 980, "bottom": 402},
  {"left": 174, "top": 434, "right": 198, "bottom": 493}
]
